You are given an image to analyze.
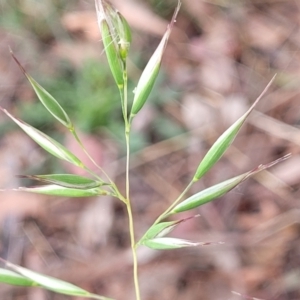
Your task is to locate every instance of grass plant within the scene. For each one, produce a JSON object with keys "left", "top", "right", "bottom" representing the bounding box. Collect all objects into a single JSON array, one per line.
[{"left": 0, "top": 1, "right": 290, "bottom": 299}]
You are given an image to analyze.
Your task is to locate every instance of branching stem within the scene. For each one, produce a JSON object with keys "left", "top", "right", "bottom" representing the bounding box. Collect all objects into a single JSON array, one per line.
[
  {"left": 71, "top": 129, "right": 114, "bottom": 183},
  {"left": 155, "top": 179, "right": 194, "bottom": 224}
]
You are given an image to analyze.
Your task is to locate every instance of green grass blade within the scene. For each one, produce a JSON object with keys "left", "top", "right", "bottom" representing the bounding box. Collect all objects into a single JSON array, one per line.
[
  {"left": 99, "top": 19, "right": 124, "bottom": 89},
  {"left": 18, "top": 174, "right": 103, "bottom": 189},
  {"left": 0, "top": 268, "right": 38, "bottom": 287},
  {"left": 193, "top": 75, "right": 276, "bottom": 181},
  {"left": 115, "top": 11, "right": 132, "bottom": 61},
  {"left": 138, "top": 215, "right": 199, "bottom": 245},
  {"left": 173, "top": 174, "right": 247, "bottom": 213},
  {"left": 172, "top": 154, "right": 290, "bottom": 214},
  {"left": 3, "top": 262, "right": 113, "bottom": 299},
  {"left": 143, "top": 237, "right": 200, "bottom": 250},
  {"left": 10, "top": 49, "right": 73, "bottom": 130},
  {"left": 139, "top": 221, "right": 178, "bottom": 244},
  {"left": 130, "top": 1, "right": 181, "bottom": 119},
  {"left": 97, "top": 1, "right": 132, "bottom": 61},
  {"left": 1, "top": 108, "right": 83, "bottom": 167},
  {"left": 15, "top": 184, "right": 109, "bottom": 197}
]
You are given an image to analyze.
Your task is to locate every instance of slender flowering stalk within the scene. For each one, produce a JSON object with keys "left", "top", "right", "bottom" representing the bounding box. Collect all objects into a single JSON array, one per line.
[
  {"left": 96, "top": 1, "right": 140, "bottom": 299},
  {"left": 0, "top": 1, "right": 289, "bottom": 300}
]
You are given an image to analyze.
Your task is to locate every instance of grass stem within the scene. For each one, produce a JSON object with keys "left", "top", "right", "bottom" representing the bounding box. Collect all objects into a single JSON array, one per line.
[
  {"left": 71, "top": 129, "right": 114, "bottom": 184},
  {"left": 155, "top": 179, "right": 194, "bottom": 223},
  {"left": 123, "top": 63, "right": 141, "bottom": 300},
  {"left": 126, "top": 200, "right": 141, "bottom": 300}
]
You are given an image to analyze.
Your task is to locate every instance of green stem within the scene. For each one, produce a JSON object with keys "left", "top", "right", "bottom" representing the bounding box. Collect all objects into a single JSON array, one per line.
[
  {"left": 125, "top": 131, "right": 130, "bottom": 201},
  {"left": 122, "top": 62, "right": 141, "bottom": 300},
  {"left": 71, "top": 129, "right": 114, "bottom": 185},
  {"left": 123, "top": 61, "right": 130, "bottom": 202},
  {"left": 126, "top": 199, "right": 141, "bottom": 300},
  {"left": 119, "top": 61, "right": 128, "bottom": 126},
  {"left": 123, "top": 65, "right": 128, "bottom": 126},
  {"left": 126, "top": 125, "right": 141, "bottom": 300},
  {"left": 82, "top": 165, "right": 121, "bottom": 199},
  {"left": 155, "top": 179, "right": 195, "bottom": 224},
  {"left": 71, "top": 126, "right": 127, "bottom": 202},
  {"left": 119, "top": 88, "right": 126, "bottom": 124},
  {"left": 137, "top": 179, "right": 195, "bottom": 246}
]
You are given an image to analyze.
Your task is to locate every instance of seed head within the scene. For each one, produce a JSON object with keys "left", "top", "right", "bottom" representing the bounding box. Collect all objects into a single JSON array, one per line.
[{"left": 95, "top": 0, "right": 131, "bottom": 62}]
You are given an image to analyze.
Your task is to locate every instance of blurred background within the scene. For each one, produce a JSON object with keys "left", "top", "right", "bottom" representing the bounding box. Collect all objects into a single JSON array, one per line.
[{"left": 0, "top": 0, "right": 300, "bottom": 299}]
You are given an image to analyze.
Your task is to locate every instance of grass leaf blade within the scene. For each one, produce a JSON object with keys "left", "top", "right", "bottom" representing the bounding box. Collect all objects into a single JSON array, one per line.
[
  {"left": 138, "top": 215, "right": 200, "bottom": 244},
  {"left": 173, "top": 154, "right": 290, "bottom": 213},
  {"left": 143, "top": 237, "right": 199, "bottom": 250},
  {"left": 130, "top": 1, "right": 181, "bottom": 118},
  {"left": 15, "top": 185, "right": 109, "bottom": 197},
  {"left": 18, "top": 174, "right": 103, "bottom": 189},
  {"left": 1, "top": 108, "right": 83, "bottom": 167},
  {"left": 3, "top": 261, "right": 113, "bottom": 299},
  {"left": 10, "top": 49, "right": 73, "bottom": 130},
  {"left": 0, "top": 268, "right": 38, "bottom": 287},
  {"left": 193, "top": 75, "right": 276, "bottom": 181}
]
